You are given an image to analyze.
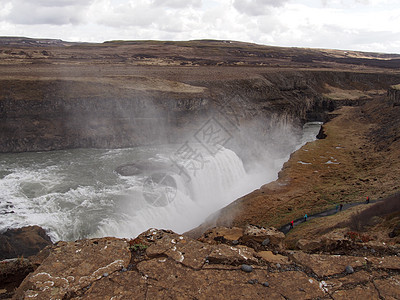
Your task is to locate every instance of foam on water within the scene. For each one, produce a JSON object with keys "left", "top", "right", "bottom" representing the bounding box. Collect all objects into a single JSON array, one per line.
[
  {"left": 0, "top": 123, "right": 322, "bottom": 241},
  {"left": 93, "top": 146, "right": 248, "bottom": 238}
]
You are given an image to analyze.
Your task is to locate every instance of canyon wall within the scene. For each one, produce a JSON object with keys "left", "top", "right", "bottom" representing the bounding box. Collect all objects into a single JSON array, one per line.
[{"left": 1, "top": 70, "right": 400, "bottom": 153}]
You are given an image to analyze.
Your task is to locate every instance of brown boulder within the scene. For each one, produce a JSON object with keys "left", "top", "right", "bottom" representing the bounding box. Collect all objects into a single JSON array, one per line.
[
  {"left": 16, "top": 229, "right": 400, "bottom": 299},
  {"left": 144, "top": 229, "right": 258, "bottom": 268},
  {"left": 13, "top": 237, "right": 131, "bottom": 300},
  {"left": 0, "top": 258, "right": 35, "bottom": 299},
  {"left": 295, "top": 231, "right": 359, "bottom": 253},
  {"left": 197, "top": 227, "right": 244, "bottom": 244},
  {"left": 0, "top": 226, "right": 52, "bottom": 260},
  {"left": 241, "top": 225, "right": 285, "bottom": 248},
  {"left": 14, "top": 230, "right": 328, "bottom": 299},
  {"left": 145, "top": 230, "right": 211, "bottom": 269},
  {"left": 296, "top": 239, "right": 324, "bottom": 252},
  {"left": 207, "top": 244, "right": 258, "bottom": 265}
]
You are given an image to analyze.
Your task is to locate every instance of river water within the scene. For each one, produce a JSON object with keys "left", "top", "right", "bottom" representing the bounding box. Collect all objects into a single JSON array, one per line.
[{"left": 0, "top": 122, "right": 322, "bottom": 241}]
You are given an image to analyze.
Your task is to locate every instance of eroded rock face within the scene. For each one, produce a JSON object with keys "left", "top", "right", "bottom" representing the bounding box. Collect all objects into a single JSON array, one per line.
[
  {"left": 388, "top": 85, "right": 400, "bottom": 106},
  {"left": 13, "top": 229, "right": 400, "bottom": 299},
  {"left": 241, "top": 225, "right": 285, "bottom": 249},
  {"left": 13, "top": 238, "right": 130, "bottom": 300},
  {"left": 0, "top": 226, "right": 52, "bottom": 260},
  {"left": 295, "top": 232, "right": 353, "bottom": 253},
  {"left": 197, "top": 227, "right": 244, "bottom": 244},
  {"left": 0, "top": 258, "right": 35, "bottom": 299}
]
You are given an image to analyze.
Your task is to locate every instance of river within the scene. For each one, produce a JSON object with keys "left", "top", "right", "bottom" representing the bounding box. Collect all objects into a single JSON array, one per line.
[{"left": 0, "top": 122, "right": 322, "bottom": 241}]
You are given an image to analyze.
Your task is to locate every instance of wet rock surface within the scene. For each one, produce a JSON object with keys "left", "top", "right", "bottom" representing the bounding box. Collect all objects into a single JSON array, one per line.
[{"left": 12, "top": 228, "right": 400, "bottom": 299}]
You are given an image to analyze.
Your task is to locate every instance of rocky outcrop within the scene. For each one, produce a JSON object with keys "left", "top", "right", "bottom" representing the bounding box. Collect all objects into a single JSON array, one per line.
[
  {"left": 316, "top": 125, "right": 327, "bottom": 139},
  {"left": 0, "top": 258, "right": 35, "bottom": 299},
  {"left": 12, "top": 228, "right": 400, "bottom": 299},
  {"left": 388, "top": 84, "right": 400, "bottom": 106},
  {"left": 14, "top": 237, "right": 130, "bottom": 300},
  {"left": 0, "top": 226, "right": 52, "bottom": 260},
  {"left": 241, "top": 225, "right": 285, "bottom": 250}
]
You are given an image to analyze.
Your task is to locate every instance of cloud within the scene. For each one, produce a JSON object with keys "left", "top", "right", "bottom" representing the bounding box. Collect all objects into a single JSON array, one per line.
[
  {"left": 0, "top": 0, "right": 399, "bottom": 53},
  {"left": 5, "top": 0, "right": 94, "bottom": 25},
  {"left": 320, "top": 0, "right": 397, "bottom": 7},
  {"left": 152, "top": 0, "right": 202, "bottom": 8},
  {"left": 233, "top": 0, "right": 288, "bottom": 16},
  {"left": 0, "top": 1, "right": 12, "bottom": 18},
  {"left": 32, "top": 0, "right": 93, "bottom": 7},
  {"left": 91, "top": 0, "right": 204, "bottom": 31},
  {"left": 92, "top": 1, "right": 166, "bottom": 28}
]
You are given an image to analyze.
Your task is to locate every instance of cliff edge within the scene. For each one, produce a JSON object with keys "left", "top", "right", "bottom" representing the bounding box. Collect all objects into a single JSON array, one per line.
[{"left": 9, "top": 225, "right": 400, "bottom": 299}]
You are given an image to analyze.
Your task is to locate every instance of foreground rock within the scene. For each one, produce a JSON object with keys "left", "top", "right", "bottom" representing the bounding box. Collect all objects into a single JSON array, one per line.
[
  {"left": 198, "top": 225, "right": 285, "bottom": 251},
  {"left": 241, "top": 225, "right": 285, "bottom": 249},
  {"left": 13, "top": 228, "right": 400, "bottom": 299},
  {"left": 14, "top": 237, "right": 130, "bottom": 299},
  {"left": 0, "top": 226, "right": 52, "bottom": 260},
  {"left": 0, "top": 258, "right": 35, "bottom": 299}
]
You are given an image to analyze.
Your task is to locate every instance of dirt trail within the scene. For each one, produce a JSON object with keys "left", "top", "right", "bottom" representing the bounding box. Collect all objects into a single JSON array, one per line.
[{"left": 280, "top": 199, "right": 376, "bottom": 234}]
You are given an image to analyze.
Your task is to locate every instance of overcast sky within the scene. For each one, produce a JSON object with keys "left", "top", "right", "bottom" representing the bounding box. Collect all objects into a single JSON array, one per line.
[{"left": 0, "top": 0, "right": 399, "bottom": 53}]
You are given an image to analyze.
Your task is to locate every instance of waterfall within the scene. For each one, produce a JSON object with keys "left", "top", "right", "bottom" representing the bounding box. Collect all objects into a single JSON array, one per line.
[{"left": 94, "top": 145, "right": 248, "bottom": 238}]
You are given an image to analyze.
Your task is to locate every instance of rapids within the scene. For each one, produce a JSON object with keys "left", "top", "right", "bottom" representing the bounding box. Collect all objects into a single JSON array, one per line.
[{"left": 0, "top": 122, "right": 321, "bottom": 241}]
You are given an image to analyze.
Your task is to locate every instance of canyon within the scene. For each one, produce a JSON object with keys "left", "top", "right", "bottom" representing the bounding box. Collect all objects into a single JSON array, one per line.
[
  {"left": 1, "top": 37, "right": 400, "bottom": 299},
  {"left": 1, "top": 38, "right": 400, "bottom": 155}
]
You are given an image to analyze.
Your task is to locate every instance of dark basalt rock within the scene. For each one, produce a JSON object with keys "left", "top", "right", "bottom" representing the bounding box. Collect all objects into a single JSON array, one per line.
[
  {"left": 241, "top": 264, "right": 253, "bottom": 273},
  {"left": 316, "top": 125, "right": 327, "bottom": 139},
  {"left": 389, "top": 223, "right": 400, "bottom": 238},
  {"left": 0, "top": 226, "right": 52, "bottom": 260},
  {"left": 115, "top": 163, "right": 142, "bottom": 176},
  {"left": 115, "top": 161, "right": 172, "bottom": 176},
  {"left": 345, "top": 265, "right": 354, "bottom": 274}
]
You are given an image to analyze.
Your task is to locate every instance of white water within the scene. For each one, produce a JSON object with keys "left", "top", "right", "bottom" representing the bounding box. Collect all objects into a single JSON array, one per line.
[
  {"left": 95, "top": 146, "right": 249, "bottom": 238},
  {"left": 0, "top": 122, "right": 321, "bottom": 241}
]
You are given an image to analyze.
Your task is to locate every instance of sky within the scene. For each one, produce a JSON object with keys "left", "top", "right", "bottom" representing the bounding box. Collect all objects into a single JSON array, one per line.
[{"left": 0, "top": 0, "right": 399, "bottom": 53}]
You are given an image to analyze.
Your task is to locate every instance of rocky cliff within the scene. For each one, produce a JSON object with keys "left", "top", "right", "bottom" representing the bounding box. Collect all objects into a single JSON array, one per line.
[
  {"left": 1, "top": 70, "right": 399, "bottom": 154},
  {"left": 1, "top": 39, "right": 400, "bottom": 153},
  {"left": 8, "top": 226, "right": 400, "bottom": 299}
]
